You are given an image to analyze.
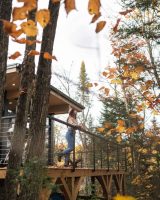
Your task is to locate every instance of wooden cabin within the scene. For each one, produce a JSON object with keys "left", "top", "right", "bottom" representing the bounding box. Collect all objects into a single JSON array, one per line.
[{"left": 4, "top": 63, "right": 84, "bottom": 115}]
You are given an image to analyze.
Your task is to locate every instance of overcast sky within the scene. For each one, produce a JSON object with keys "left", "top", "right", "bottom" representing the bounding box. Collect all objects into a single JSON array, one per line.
[{"left": 8, "top": 0, "right": 121, "bottom": 123}]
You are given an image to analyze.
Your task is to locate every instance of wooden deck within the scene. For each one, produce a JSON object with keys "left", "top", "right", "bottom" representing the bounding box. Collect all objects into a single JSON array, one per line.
[
  {"left": 0, "top": 167, "right": 126, "bottom": 179},
  {"left": 0, "top": 167, "right": 126, "bottom": 200}
]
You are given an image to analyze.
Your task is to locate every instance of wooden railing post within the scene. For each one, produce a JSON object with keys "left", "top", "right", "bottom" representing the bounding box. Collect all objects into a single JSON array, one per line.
[
  {"left": 93, "top": 136, "right": 96, "bottom": 171},
  {"left": 48, "top": 115, "right": 54, "bottom": 165},
  {"left": 107, "top": 143, "right": 110, "bottom": 171},
  {"left": 72, "top": 131, "right": 76, "bottom": 172},
  {"left": 117, "top": 144, "right": 120, "bottom": 171}
]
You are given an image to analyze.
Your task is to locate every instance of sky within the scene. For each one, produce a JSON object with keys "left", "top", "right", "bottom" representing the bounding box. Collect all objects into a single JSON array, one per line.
[{"left": 9, "top": 0, "right": 121, "bottom": 123}]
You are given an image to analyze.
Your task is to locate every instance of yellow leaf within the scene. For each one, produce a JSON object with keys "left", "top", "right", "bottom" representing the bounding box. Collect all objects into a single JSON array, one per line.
[
  {"left": 97, "top": 127, "right": 105, "bottom": 132},
  {"left": 95, "top": 21, "right": 106, "bottom": 33},
  {"left": 28, "top": 50, "right": 40, "bottom": 56},
  {"left": 12, "top": 7, "right": 28, "bottom": 21},
  {"left": 64, "top": 0, "right": 76, "bottom": 14},
  {"left": 88, "top": 0, "right": 101, "bottom": 15},
  {"left": 21, "top": 20, "right": 38, "bottom": 36},
  {"left": 152, "top": 109, "right": 159, "bottom": 115},
  {"left": 116, "top": 135, "right": 122, "bottom": 143},
  {"left": 139, "top": 123, "right": 144, "bottom": 129},
  {"left": 130, "top": 71, "right": 139, "bottom": 80},
  {"left": 43, "top": 52, "right": 57, "bottom": 60},
  {"left": 36, "top": 9, "right": 50, "bottom": 28},
  {"left": 113, "top": 194, "right": 136, "bottom": 200},
  {"left": 9, "top": 51, "right": 21, "bottom": 60},
  {"left": 87, "top": 83, "right": 93, "bottom": 88},
  {"left": 116, "top": 126, "right": 126, "bottom": 133},
  {"left": 111, "top": 78, "right": 122, "bottom": 84}
]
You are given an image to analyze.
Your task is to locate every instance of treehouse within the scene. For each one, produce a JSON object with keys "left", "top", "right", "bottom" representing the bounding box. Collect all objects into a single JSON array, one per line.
[
  {"left": 0, "top": 63, "right": 84, "bottom": 166},
  {"left": 4, "top": 63, "right": 84, "bottom": 115},
  {"left": 0, "top": 64, "right": 127, "bottom": 200}
]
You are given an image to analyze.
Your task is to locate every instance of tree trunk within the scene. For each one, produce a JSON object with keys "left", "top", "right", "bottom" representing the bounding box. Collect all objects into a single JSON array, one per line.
[
  {"left": 0, "top": 1, "right": 12, "bottom": 199},
  {"left": 19, "top": 1, "right": 60, "bottom": 200},
  {"left": 5, "top": 6, "right": 37, "bottom": 200}
]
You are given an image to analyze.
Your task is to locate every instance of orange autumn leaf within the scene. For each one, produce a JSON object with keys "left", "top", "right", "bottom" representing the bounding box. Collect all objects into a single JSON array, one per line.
[
  {"left": 95, "top": 21, "right": 106, "bottom": 33},
  {"left": 2, "top": 20, "right": 17, "bottom": 34},
  {"left": 126, "top": 127, "right": 135, "bottom": 134},
  {"left": 90, "top": 12, "right": 101, "bottom": 23},
  {"left": 36, "top": 9, "right": 50, "bottom": 28},
  {"left": 12, "top": 38, "right": 41, "bottom": 45},
  {"left": 97, "top": 127, "right": 105, "bottom": 132},
  {"left": 94, "top": 83, "right": 98, "bottom": 87},
  {"left": 23, "top": 0, "right": 37, "bottom": 12},
  {"left": 64, "top": 0, "right": 76, "bottom": 14},
  {"left": 116, "top": 135, "right": 122, "bottom": 143},
  {"left": 21, "top": 20, "right": 38, "bottom": 36},
  {"left": 28, "top": 50, "right": 40, "bottom": 56},
  {"left": 104, "top": 122, "right": 112, "bottom": 129},
  {"left": 88, "top": 0, "right": 101, "bottom": 15},
  {"left": 113, "top": 18, "right": 121, "bottom": 33},
  {"left": 104, "top": 88, "right": 110, "bottom": 96},
  {"left": 102, "top": 71, "right": 108, "bottom": 76},
  {"left": 52, "top": 0, "right": 60, "bottom": 3},
  {"left": 116, "top": 126, "right": 126, "bottom": 133},
  {"left": 119, "top": 9, "right": 133, "bottom": 16},
  {"left": 117, "top": 119, "right": 125, "bottom": 127},
  {"left": 9, "top": 51, "right": 21, "bottom": 59},
  {"left": 12, "top": 7, "right": 28, "bottom": 21},
  {"left": 10, "top": 29, "right": 23, "bottom": 38},
  {"left": 43, "top": 52, "right": 57, "bottom": 60}
]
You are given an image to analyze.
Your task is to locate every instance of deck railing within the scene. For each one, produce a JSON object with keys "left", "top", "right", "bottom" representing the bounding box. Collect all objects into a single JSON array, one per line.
[{"left": 0, "top": 115, "right": 159, "bottom": 172}]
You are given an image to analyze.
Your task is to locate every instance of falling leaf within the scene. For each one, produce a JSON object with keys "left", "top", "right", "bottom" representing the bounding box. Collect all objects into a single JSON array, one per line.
[
  {"left": 64, "top": 0, "right": 76, "bottom": 14},
  {"left": 90, "top": 12, "right": 101, "bottom": 23},
  {"left": 12, "top": 7, "right": 28, "bottom": 21},
  {"left": 28, "top": 50, "right": 40, "bottom": 56},
  {"left": 88, "top": 0, "right": 101, "bottom": 15},
  {"left": 113, "top": 18, "right": 121, "bottom": 33},
  {"left": 95, "top": 21, "right": 106, "bottom": 33},
  {"left": 43, "top": 52, "right": 57, "bottom": 60},
  {"left": 36, "top": 9, "right": 50, "bottom": 28},
  {"left": 21, "top": 20, "right": 38, "bottom": 36},
  {"left": 9, "top": 51, "right": 21, "bottom": 59},
  {"left": 119, "top": 9, "right": 133, "bottom": 16}
]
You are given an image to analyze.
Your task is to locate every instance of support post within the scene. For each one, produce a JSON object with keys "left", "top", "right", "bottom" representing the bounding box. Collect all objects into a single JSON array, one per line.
[
  {"left": 48, "top": 115, "right": 54, "bottom": 165},
  {"left": 92, "top": 136, "right": 96, "bottom": 171},
  {"left": 72, "top": 131, "right": 76, "bottom": 172}
]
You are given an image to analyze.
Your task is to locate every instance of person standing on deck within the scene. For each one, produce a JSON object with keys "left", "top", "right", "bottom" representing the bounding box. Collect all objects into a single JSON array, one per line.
[{"left": 58, "top": 107, "right": 80, "bottom": 167}]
